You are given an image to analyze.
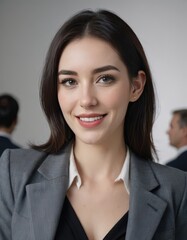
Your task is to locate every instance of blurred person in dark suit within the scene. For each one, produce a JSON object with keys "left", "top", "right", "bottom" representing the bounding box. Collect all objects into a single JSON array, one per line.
[
  {"left": 0, "top": 94, "right": 21, "bottom": 156},
  {"left": 166, "top": 109, "right": 187, "bottom": 171}
]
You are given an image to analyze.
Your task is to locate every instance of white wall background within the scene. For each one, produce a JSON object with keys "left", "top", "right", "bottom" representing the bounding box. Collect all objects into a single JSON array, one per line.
[{"left": 0, "top": 0, "right": 187, "bottom": 164}]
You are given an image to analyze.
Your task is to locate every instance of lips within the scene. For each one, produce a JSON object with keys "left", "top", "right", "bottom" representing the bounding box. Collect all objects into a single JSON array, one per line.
[{"left": 76, "top": 114, "right": 106, "bottom": 127}]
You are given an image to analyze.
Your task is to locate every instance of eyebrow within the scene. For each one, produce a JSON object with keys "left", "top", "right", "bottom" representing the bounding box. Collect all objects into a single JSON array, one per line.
[
  {"left": 58, "top": 65, "right": 120, "bottom": 76},
  {"left": 58, "top": 70, "right": 77, "bottom": 76},
  {"left": 93, "top": 65, "right": 120, "bottom": 74}
]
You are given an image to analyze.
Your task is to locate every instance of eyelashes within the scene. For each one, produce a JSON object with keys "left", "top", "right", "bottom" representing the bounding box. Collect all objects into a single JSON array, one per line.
[
  {"left": 97, "top": 74, "right": 116, "bottom": 84},
  {"left": 59, "top": 78, "right": 77, "bottom": 87},
  {"left": 58, "top": 74, "right": 117, "bottom": 88}
]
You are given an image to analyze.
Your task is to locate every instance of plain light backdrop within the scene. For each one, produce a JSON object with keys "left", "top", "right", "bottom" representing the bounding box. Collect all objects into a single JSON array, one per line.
[{"left": 0, "top": 0, "right": 187, "bottom": 164}]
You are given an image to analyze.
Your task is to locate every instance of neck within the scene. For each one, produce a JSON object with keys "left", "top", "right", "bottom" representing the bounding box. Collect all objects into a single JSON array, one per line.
[
  {"left": 0, "top": 127, "right": 12, "bottom": 134},
  {"left": 73, "top": 138, "right": 126, "bottom": 182},
  {"left": 177, "top": 143, "right": 187, "bottom": 149},
  {"left": 176, "top": 140, "right": 187, "bottom": 149}
]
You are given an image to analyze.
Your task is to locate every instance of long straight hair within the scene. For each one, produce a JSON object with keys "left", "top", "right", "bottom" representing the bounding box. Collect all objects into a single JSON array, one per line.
[{"left": 32, "top": 9, "right": 157, "bottom": 161}]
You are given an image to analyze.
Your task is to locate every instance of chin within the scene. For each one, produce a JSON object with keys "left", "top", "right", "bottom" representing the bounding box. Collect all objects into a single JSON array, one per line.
[
  {"left": 77, "top": 135, "right": 103, "bottom": 145},
  {"left": 81, "top": 139, "right": 101, "bottom": 145}
]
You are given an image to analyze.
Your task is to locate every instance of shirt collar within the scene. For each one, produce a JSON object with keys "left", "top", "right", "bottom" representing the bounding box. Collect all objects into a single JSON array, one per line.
[
  {"left": 68, "top": 146, "right": 130, "bottom": 194},
  {"left": 114, "top": 148, "right": 130, "bottom": 193},
  {"left": 0, "top": 131, "right": 11, "bottom": 139},
  {"left": 69, "top": 148, "right": 82, "bottom": 189},
  {"left": 177, "top": 146, "right": 187, "bottom": 156}
]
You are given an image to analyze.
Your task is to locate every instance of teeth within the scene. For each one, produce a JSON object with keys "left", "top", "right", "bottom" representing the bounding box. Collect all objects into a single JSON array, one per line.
[{"left": 79, "top": 116, "right": 103, "bottom": 122}]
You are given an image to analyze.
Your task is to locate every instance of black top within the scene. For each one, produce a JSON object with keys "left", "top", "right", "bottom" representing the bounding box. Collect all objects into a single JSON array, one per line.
[{"left": 55, "top": 197, "right": 128, "bottom": 240}]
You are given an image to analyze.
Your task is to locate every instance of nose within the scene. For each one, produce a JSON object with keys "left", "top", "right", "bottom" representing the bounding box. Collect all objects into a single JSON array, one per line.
[
  {"left": 79, "top": 85, "right": 98, "bottom": 108},
  {"left": 166, "top": 126, "right": 171, "bottom": 135},
  {"left": 166, "top": 129, "right": 170, "bottom": 136}
]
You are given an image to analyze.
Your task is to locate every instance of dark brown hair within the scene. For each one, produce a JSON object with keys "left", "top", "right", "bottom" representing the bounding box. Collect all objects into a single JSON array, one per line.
[
  {"left": 32, "top": 9, "right": 157, "bottom": 160},
  {"left": 0, "top": 94, "right": 19, "bottom": 128}
]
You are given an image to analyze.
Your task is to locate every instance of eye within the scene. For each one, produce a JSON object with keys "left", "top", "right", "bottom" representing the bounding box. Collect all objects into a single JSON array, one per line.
[
  {"left": 97, "top": 74, "right": 116, "bottom": 84},
  {"left": 59, "top": 78, "right": 77, "bottom": 87}
]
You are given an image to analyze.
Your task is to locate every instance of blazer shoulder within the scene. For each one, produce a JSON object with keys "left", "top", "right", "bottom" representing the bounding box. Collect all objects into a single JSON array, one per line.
[
  {"left": 150, "top": 160, "right": 186, "bottom": 178},
  {"left": 132, "top": 152, "right": 187, "bottom": 181},
  {"left": 149, "top": 160, "right": 187, "bottom": 193},
  {"left": 0, "top": 148, "right": 47, "bottom": 175},
  {"left": 0, "top": 143, "right": 71, "bottom": 176},
  {"left": 131, "top": 152, "right": 187, "bottom": 193}
]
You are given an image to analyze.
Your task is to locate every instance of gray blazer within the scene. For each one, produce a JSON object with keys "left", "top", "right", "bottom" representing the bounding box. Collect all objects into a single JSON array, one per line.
[{"left": 0, "top": 143, "right": 187, "bottom": 240}]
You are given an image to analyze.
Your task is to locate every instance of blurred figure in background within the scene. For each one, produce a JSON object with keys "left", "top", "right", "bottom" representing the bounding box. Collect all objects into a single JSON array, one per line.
[
  {"left": 0, "top": 94, "right": 21, "bottom": 156},
  {"left": 166, "top": 109, "right": 187, "bottom": 171}
]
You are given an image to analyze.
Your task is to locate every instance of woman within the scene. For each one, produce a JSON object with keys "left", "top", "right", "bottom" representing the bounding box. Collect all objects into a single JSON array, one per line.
[{"left": 0, "top": 9, "right": 187, "bottom": 240}]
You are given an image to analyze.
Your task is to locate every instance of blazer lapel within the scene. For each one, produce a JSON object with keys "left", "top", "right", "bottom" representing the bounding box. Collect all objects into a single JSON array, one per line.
[
  {"left": 126, "top": 153, "right": 167, "bottom": 240},
  {"left": 26, "top": 144, "right": 71, "bottom": 240}
]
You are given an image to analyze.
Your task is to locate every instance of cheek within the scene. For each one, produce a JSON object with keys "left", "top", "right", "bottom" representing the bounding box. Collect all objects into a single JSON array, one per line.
[
  {"left": 170, "top": 130, "right": 175, "bottom": 136},
  {"left": 105, "top": 88, "right": 131, "bottom": 109},
  {"left": 57, "top": 90, "right": 73, "bottom": 113}
]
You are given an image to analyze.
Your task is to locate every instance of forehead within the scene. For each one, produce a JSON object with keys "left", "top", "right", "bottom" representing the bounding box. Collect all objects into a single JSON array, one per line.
[
  {"left": 59, "top": 36, "right": 122, "bottom": 68},
  {"left": 64, "top": 36, "right": 116, "bottom": 52},
  {"left": 171, "top": 114, "right": 180, "bottom": 124}
]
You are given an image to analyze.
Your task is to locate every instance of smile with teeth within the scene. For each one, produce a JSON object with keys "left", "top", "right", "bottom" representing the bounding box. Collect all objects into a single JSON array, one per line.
[{"left": 79, "top": 115, "right": 104, "bottom": 122}]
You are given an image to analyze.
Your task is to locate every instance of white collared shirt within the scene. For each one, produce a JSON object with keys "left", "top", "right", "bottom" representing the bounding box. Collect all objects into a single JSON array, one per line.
[
  {"left": 68, "top": 147, "right": 130, "bottom": 194},
  {"left": 177, "top": 146, "right": 187, "bottom": 157}
]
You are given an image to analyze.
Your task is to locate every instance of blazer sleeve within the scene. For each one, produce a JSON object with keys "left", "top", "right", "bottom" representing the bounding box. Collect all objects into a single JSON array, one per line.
[
  {"left": 175, "top": 173, "right": 187, "bottom": 239},
  {"left": 0, "top": 150, "right": 14, "bottom": 240}
]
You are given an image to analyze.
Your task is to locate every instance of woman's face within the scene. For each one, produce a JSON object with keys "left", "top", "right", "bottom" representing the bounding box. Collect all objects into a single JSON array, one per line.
[{"left": 57, "top": 36, "right": 143, "bottom": 145}]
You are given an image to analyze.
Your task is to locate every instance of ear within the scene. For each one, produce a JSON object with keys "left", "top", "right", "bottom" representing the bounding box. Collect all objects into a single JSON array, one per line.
[{"left": 129, "top": 70, "right": 146, "bottom": 102}]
